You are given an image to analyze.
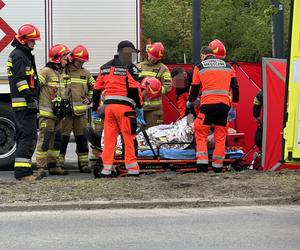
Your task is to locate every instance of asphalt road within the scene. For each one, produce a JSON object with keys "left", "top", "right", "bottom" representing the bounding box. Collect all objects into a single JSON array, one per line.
[{"left": 0, "top": 206, "right": 299, "bottom": 250}]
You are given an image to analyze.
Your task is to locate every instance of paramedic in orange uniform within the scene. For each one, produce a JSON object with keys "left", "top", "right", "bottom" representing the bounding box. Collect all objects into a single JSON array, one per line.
[
  {"left": 93, "top": 40, "right": 144, "bottom": 177},
  {"left": 188, "top": 46, "right": 239, "bottom": 173}
]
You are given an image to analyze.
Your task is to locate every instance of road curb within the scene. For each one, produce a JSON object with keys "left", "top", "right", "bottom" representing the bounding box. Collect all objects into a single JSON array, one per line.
[{"left": 0, "top": 197, "right": 299, "bottom": 212}]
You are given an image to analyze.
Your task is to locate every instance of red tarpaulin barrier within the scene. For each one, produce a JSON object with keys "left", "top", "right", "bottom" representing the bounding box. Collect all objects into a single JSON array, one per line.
[{"left": 261, "top": 58, "right": 286, "bottom": 170}]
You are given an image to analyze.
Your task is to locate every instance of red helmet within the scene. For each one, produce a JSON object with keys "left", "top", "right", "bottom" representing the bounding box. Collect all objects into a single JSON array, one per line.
[
  {"left": 141, "top": 77, "right": 162, "bottom": 100},
  {"left": 70, "top": 45, "right": 89, "bottom": 62},
  {"left": 209, "top": 39, "right": 226, "bottom": 59},
  {"left": 147, "top": 42, "right": 165, "bottom": 61},
  {"left": 48, "top": 44, "right": 70, "bottom": 63},
  {"left": 15, "top": 24, "right": 41, "bottom": 45}
]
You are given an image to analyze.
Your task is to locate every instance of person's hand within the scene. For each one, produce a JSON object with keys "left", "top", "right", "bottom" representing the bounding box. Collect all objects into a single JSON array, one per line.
[{"left": 228, "top": 107, "right": 237, "bottom": 122}]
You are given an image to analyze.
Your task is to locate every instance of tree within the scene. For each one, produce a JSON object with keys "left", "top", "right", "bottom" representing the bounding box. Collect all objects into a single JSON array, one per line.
[{"left": 142, "top": 0, "right": 291, "bottom": 63}]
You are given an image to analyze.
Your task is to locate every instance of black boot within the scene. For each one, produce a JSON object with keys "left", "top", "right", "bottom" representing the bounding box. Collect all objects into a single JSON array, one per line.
[
  {"left": 197, "top": 164, "right": 208, "bottom": 173},
  {"left": 212, "top": 167, "right": 222, "bottom": 173}
]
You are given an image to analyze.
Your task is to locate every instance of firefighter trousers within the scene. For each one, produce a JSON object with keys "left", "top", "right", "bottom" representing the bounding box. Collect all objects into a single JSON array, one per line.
[
  {"left": 194, "top": 104, "right": 230, "bottom": 169},
  {"left": 36, "top": 117, "right": 62, "bottom": 170},
  {"left": 101, "top": 104, "right": 139, "bottom": 175},
  {"left": 14, "top": 109, "right": 38, "bottom": 179},
  {"left": 58, "top": 115, "right": 89, "bottom": 169}
]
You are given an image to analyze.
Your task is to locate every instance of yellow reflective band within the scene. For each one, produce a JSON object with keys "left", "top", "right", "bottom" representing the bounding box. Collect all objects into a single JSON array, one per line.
[
  {"left": 15, "top": 162, "right": 31, "bottom": 168},
  {"left": 39, "top": 110, "right": 56, "bottom": 118},
  {"left": 12, "top": 102, "right": 27, "bottom": 108},
  {"left": 71, "top": 78, "right": 86, "bottom": 84},
  {"left": 38, "top": 74, "right": 46, "bottom": 84},
  {"left": 26, "top": 69, "right": 34, "bottom": 76},
  {"left": 18, "top": 84, "right": 30, "bottom": 92},
  {"left": 73, "top": 105, "right": 87, "bottom": 111},
  {"left": 144, "top": 100, "right": 162, "bottom": 106},
  {"left": 139, "top": 71, "right": 158, "bottom": 77},
  {"left": 6, "top": 61, "right": 13, "bottom": 67}
]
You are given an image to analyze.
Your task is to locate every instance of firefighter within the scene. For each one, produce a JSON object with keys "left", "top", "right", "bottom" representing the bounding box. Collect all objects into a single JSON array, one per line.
[
  {"left": 36, "top": 44, "right": 71, "bottom": 177},
  {"left": 7, "top": 24, "right": 41, "bottom": 181},
  {"left": 188, "top": 46, "right": 239, "bottom": 173},
  {"left": 57, "top": 45, "right": 95, "bottom": 173},
  {"left": 137, "top": 42, "right": 172, "bottom": 128},
  {"left": 253, "top": 90, "right": 263, "bottom": 149},
  {"left": 171, "top": 67, "right": 199, "bottom": 118},
  {"left": 93, "top": 40, "right": 143, "bottom": 177}
]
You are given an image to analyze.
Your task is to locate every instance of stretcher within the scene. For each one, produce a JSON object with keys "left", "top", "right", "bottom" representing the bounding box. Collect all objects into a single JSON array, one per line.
[{"left": 85, "top": 126, "right": 246, "bottom": 178}]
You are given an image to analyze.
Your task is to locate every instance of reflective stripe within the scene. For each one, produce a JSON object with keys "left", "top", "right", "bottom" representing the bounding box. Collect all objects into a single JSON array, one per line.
[
  {"left": 70, "top": 78, "right": 86, "bottom": 84},
  {"left": 18, "top": 84, "right": 30, "bottom": 92},
  {"left": 26, "top": 69, "right": 34, "bottom": 76},
  {"left": 16, "top": 80, "right": 28, "bottom": 87},
  {"left": 36, "top": 151, "right": 48, "bottom": 159},
  {"left": 139, "top": 71, "right": 158, "bottom": 77},
  {"left": 101, "top": 164, "right": 113, "bottom": 175},
  {"left": 196, "top": 152, "right": 208, "bottom": 157},
  {"left": 48, "top": 150, "right": 60, "bottom": 158},
  {"left": 212, "top": 155, "right": 225, "bottom": 160},
  {"left": 6, "top": 61, "right": 13, "bottom": 67},
  {"left": 212, "top": 163, "right": 223, "bottom": 168},
  {"left": 39, "top": 106, "right": 55, "bottom": 118},
  {"left": 196, "top": 160, "right": 209, "bottom": 164},
  {"left": 72, "top": 102, "right": 88, "bottom": 111},
  {"left": 201, "top": 90, "right": 231, "bottom": 97},
  {"left": 104, "top": 95, "right": 136, "bottom": 107},
  {"left": 11, "top": 97, "right": 27, "bottom": 108},
  {"left": 15, "top": 162, "right": 31, "bottom": 168},
  {"left": 38, "top": 74, "right": 46, "bottom": 84},
  {"left": 125, "top": 162, "right": 139, "bottom": 168},
  {"left": 15, "top": 158, "right": 31, "bottom": 163},
  {"left": 199, "top": 68, "right": 232, "bottom": 74},
  {"left": 144, "top": 100, "right": 162, "bottom": 106}
]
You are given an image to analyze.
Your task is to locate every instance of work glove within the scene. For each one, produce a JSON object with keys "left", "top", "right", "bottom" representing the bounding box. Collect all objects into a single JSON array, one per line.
[
  {"left": 228, "top": 107, "right": 237, "bottom": 122},
  {"left": 136, "top": 108, "right": 146, "bottom": 126}
]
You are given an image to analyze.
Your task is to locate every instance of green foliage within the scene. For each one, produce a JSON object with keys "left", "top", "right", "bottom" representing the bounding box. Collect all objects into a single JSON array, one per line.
[{"left": 142, "top": 0, "right": 291, "bottom": 63}]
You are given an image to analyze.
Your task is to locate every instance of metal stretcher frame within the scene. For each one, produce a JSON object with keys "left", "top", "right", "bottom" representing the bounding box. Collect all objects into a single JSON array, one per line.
[{"left": 91, "top": 141, "right": 245, "bottom": 177}]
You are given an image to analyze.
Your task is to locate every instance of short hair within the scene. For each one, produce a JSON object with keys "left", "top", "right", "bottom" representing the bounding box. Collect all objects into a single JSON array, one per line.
[{"left": 200, "top": 46, "right": 213, "bottom": 55}]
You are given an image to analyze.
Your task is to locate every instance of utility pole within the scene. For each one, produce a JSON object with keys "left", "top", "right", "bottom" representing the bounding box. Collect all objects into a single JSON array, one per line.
[
  {"left": 192, "top": 0, "right": 201, "bottom": 63},
  {"left": 271, "top": 1, "right": 285, "bottom": 58}
]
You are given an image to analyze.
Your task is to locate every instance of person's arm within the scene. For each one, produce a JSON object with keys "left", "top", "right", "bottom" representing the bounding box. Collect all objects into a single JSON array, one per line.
[
  {"left": 188, "top": 66, "right": 201, "bottom": 103},
  {"left": 12, "top": 57, "right": 35, "bottom": 103},
  {"left": 92, "top": 71, "right": 104, "bottom": 111},
  {"left": 160, "top": 66, "right": 172, "bottom": 95}
]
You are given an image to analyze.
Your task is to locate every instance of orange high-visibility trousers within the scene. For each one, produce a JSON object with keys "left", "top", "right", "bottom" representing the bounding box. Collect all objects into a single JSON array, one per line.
[
  {"left": 101, "top": 104, "right": 139, "bottom": 175},
  {"left": 194, "top": 107, "right": 228, "bottom": 169}
]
